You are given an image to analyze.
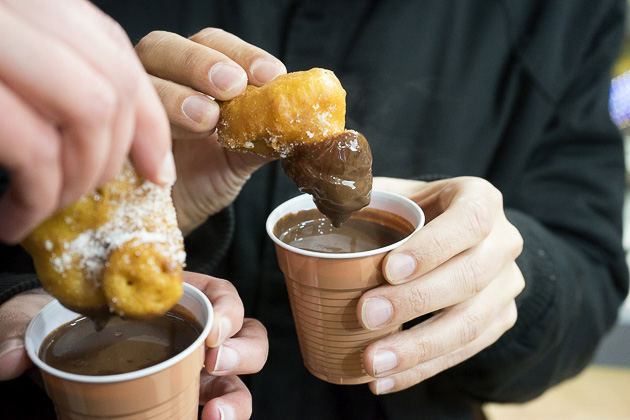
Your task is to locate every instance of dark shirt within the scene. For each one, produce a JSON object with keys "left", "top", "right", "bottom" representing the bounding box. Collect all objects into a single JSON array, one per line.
[{"left": 1, "top": 1, "right": 628, "bottom": 419}]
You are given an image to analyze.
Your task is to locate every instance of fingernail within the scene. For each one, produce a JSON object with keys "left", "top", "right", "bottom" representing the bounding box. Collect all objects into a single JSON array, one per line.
[
  {"left": 386, "top": 253, "right": 416, "bottom": 282},
  {"left": 218, "top": 316, "right": 232, "bottom": 344},
  {"left": 372, "top": 349, "right": 398, "bottom": 376},
  {"left": 181, "top": 96, "right": 218, "bottom": 124},
  {"left": 0, "top": 338, "right": 25, "bottom": 359},
  {"left": 250, "top": 59, "right": 286, "bottom": 84},
  {"left": 209, "top": 63, "right": 247, "bottom": 94},
  {"left": 207, "top": 316, "right": 232, "bottom": 348},
  {"left": 362, "top": 297, "right": 393, "bottom": 329},
  {"left": 157, "top": 149, "right": 176, "bottom": 185},
  {"left": 375, "top": 377, "right": 396, "bottom": 395},
  {"left": 218, "top": 404, "right": 235, "bottom": 420},
  {"left": 212, "top": 345, "right": 239, "bottom": 374}
]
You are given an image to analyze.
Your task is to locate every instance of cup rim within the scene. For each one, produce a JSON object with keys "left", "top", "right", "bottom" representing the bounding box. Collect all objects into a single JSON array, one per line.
[
  {"left": 265, "top": 189, "right": 425, "bottom": 259},
  {"left": 24, "top": 282, "right": 213, "bottom": 384}
]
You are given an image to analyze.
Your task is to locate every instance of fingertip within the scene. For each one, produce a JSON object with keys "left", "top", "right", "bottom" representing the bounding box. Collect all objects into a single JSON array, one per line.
[
  {"left": 131, "top": 77, "right": 173, "bottom": 185},
  {"left": 208, "top": 345, "right": 240, "bottom": 375},
  {"left": 0, "top": 338, "right": 29, "bottom": 381},
  {"left": 360, "top": 297, "right": 393, "bottom": 330},
  {"left": 200, "top": 401, "right": 221, "bottom": 420},
  {"left": 373, "top": 377, "right": 396, "bottom": 395},
  {"left": 201, "top": 401, "right": 235, "bottom": 420},
  {"left": 218, "top": 404, "right": 236, "bottom": 420},
  {"left": 130, "top": 141, "right": 176, "bottom": 187},
  {"left": 156, "top": 149, "right": 177, "bottom": 185},
  {"left": 249, "top": 59, "right": 286, "bottom": 86},
  {"left": 208, "top": 63, "right": 248, "bottom": 100},
  {"left": 384, "top": 253, "right": 417, "bottom": 283},
  {"left": 206, "top": 315, "right": 232, "bottom": 348},
  {"left": 181, "top": 95, "right": 220, "bottom": 127},
  {"left": 130, "top": 145, "right": 176, "bottom": 187},
  {"left": 97, "top": 149, "right": 129, "bottom": 189}
]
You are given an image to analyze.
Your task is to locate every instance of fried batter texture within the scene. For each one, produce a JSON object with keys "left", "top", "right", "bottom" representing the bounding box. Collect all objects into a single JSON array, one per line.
[
  {"left": 217, "top": 68, "right": 347, "bottom": 158},
  {"left": 21, "top": 161, "right": 186, "bottom": 319}
]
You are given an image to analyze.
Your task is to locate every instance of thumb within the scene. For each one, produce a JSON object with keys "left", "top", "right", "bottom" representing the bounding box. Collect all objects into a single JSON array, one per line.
[
  {"left": 0, "top": 288, "right": 53, "bottom": 381},
  {"left": 0, "top": 338, "right": 28, "bottom": 381}
]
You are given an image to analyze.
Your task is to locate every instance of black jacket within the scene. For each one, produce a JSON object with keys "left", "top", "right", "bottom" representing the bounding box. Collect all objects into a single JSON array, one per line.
[{"left": 1, "top": 1, "right": 628, "bottom": 419}]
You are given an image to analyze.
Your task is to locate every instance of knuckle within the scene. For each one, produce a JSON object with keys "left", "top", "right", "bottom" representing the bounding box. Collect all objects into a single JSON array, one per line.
[
  {"left": 455, "top": 177, "right": 503, "bottom": 238},
  {"left": 102, "top": 18, "right": 131, "bottom": 48},
  {"left": 414, "top": 338, "right": 436, "bottom": 362},
  {"left": 0, "top": 307, "right": 27, "bottom": 340},
  {"left": 191, "top": 27, "right": 225, "bottom": 43},
  {"left": 406, "top": 287, "right": 431, "bottom": 316},
  {"left": 0, "top": 293, "right": 52, "bottom": 340},
  {"left": 114, "top": 62, "right": 144, "bottom": 99},
  {"left": 428, "top": 230, "right": 456, "bottom": 260},
  {"left": 459, "top": 312, "right": 485, "bottom": 343},
  {"left": 151, "top": 76, "right": 171, "bottom": 99},
  {"left": 77, "top": 81, "right": 117, "bottom": 127},
  {"left": 135, "top": 31, "right": 168, "bottom": 56},
  {"left": 26, "top": 126, "right": 60, "bottom": 168},
  {"left": 213, "top": 277, "right": 239, "bottom": 296},
  {"left": 510, "top": 265, "right": 526, "bottom": 296},
  {"left": 508, "top": 223, "right": 524, "bottom": 257},
  {"left": 456, "top": 257, "right": 487, "bottom": 296},
  {"left": 245, "top": 317, "right": 268, "bottom": 342},
  {"left": 505, "top": 302, "right": 519, "bottom": 329},
  {"left": 459, "top": 195, "right": 493, "bottom": 239},
  {"left": 462, "top": 177, "right": 501, "bottom": 201},
  {"left": 181, "top": 47, "right": 206, "bottom": 75}
]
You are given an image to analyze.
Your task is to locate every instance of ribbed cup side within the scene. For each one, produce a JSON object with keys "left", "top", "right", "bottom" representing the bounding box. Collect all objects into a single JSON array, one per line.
[
  {"left": 52, "top": 377, "right": 199, "bottom": 420},
  {"left": 42, "top": 345, "right": 204, "bottom": 420},
  {"left": 285, "top": 276, "right": 399, "bottom": 385}
]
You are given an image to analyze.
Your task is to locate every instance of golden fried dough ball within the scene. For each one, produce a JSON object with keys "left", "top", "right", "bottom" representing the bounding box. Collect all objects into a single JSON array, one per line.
[
  {"left": 217, "top": 68, "right": 346, "bottom": 158},
  {"left": 103, "top": 242, "right": 183, "bottom": 319},
  {"left": 21, "top": 161, "right": 186, "bottom": 319}
]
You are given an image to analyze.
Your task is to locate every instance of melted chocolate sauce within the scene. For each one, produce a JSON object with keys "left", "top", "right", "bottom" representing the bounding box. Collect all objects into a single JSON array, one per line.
[
  {"left": 39, "top": 305, "right": 201, "bottom": 376},
  {"left": 274, "top": 208, "right": 415, "bottom": 253},
  {"left": 281, "top": 130, "right": 373, "bottom": 227}
]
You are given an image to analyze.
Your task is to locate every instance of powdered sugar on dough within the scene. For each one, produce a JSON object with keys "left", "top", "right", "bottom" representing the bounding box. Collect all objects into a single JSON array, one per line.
[{"left": 50, "top": 163, "right": 185, "bottom": 284}]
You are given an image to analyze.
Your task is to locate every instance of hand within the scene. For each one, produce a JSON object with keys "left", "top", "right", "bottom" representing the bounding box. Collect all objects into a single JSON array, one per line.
[
  {"left": 0, "top": 272, "right": 268, "bottom": 420},
  {"left": 185, "top": 272, "right": 268, "bottom": 420},
  {"left": 0, "top": 288, "right": 53, "bottom": 380},
  {"left": 135, "top": 28, "right": 287, "bottom": 234},
  {"left": 359, "top": 177, "right": 525, "bottom": 394},
  {"left": 0, "top": 0, "right": 173, "bottom": 244}
]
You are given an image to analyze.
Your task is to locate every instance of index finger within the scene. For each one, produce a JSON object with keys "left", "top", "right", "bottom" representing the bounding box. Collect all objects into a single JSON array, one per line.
[
  {"left": 0, "top": 82, "right": 61, "bottom": 243},
  {"left": 383, "top": 178, "right": 502, "bottom": 284},
  {"left": 136, "top": 31, "right": 248, "bottom": 101},
  {"left": 190, "top": 28, "right": 286, "bottom": 86},
  {"left": 182, "top": 271, "right": 244, "bottom": 348}
]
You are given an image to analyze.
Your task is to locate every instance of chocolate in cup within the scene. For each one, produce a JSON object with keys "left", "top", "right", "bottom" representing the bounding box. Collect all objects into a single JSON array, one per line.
[
  {"left": 266, "top": 190, "right": 425, "bottom": 385},
  {"left": 24, "top": 283, "right": 213, "bottom": 420}
]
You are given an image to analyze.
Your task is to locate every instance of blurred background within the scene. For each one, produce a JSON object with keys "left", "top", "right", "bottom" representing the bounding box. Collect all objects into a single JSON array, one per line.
[{"left": 484, "top": 4, "right": 630, "bottom": 419}]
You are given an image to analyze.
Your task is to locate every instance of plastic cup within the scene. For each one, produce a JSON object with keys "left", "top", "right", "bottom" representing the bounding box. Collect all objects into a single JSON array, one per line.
[
  {"left": 266, "top": 190, "right": 425, "bottom": 385},
  {"left": 24, "top": 283, "right": 213, "bottom": 420}
]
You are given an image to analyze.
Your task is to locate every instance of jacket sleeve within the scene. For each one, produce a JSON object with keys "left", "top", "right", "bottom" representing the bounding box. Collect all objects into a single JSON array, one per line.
[{"left": 439, "top": 0, "right": 629, "bottom": 402}]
